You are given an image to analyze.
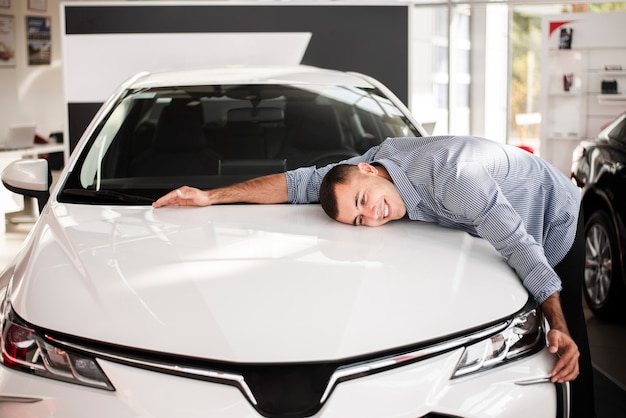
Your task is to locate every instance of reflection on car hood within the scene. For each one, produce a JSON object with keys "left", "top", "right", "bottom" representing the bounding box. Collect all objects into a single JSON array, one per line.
[{"left": 8, "top": 203, "right": 528, "bottom": 363}]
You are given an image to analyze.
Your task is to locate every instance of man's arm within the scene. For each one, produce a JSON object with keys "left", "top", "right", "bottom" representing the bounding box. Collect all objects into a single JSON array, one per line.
[
  {"left": 152, "top": 173, "right": 288, "bottom": 208},
  {"left": 438, "top": 163, "right": 580, "bottom": 382},
  {"left": 153, "top": 146, "right": 378, "bottom": 208},
  {"left": 542, "top": 292, "right": 580, "bottom": 383}
]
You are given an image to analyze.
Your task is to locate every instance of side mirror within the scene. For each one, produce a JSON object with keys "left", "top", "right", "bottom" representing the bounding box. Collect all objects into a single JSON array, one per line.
[{"left": 1, "top": 159, "right": 52, "bottom": 212}]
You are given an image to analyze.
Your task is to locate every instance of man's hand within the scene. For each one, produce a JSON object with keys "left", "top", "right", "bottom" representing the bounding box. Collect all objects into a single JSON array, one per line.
[
  {"left": 541, "top": 292, "right": 580, "bottom": 383},
  {"left": 152, "top": 186, "right": 211, "bottom": 208},
  {"left": 152, "top": 173, "right": 289, "bottom": 209},
  {"left": 547, "top": 328, "right": 580, "bottom": 383}
]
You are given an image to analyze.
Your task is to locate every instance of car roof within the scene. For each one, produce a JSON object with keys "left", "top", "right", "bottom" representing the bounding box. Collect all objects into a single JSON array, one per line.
[{"left": 129, "top": 65, "right": 375, "bottom": 90}]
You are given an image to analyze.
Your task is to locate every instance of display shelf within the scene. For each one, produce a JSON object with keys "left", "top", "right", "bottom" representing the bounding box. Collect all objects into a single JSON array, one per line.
[
  {"left": 548, "top": 91, "right": 582, "bottom": 97},
  {"left": 540, "top": 12, "right": 626, "bottom": 174},
  {"left": 597, "top": 94, "right": 626, "bottom": 104},
  {"left": 588, "top": 69, "right": 626, "bottom": 75},
  {"left": 543, "top": 33, "right": 626, "bottom": 137},
  {"left": 545, "top": 136, "right": 582, "bottom": 142}
]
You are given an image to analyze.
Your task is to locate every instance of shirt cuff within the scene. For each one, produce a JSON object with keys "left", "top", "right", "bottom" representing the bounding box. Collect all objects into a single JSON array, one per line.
[
  {"left": 286, "top": 167, "right": 318, "bottom": 204},
  {"left": 522, "top": 266, "right": 562, "bottom": 304}
]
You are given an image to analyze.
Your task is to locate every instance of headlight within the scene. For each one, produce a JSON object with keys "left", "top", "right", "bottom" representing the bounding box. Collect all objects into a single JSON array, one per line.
[
  {"left": 452, "top": 304, "right": 544, "bottom": 378},
  {"left": 0, "top": 304, "right": 114, "bottom": 391}
]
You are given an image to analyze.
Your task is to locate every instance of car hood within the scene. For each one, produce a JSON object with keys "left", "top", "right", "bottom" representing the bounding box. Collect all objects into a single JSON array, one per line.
[{"left": 6, "top": 203, "right": 528, "bottom": 363}]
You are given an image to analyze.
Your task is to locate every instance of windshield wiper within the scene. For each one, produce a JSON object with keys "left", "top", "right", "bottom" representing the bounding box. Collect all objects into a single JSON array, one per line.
[{"left": 61, "top": 189, "right": 154, "bottom": 205}]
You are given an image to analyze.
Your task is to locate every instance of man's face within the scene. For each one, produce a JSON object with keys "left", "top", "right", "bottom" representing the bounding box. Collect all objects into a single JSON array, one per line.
[{"left": 333, "top": 163, "right": 407, "bottom": 227}]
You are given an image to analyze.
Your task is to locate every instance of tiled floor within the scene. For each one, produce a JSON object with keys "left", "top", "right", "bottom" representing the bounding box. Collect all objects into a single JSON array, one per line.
[
  {"left": 585, "top": 302, "right": 626, "bottom": 389},
  {"left": 0, "top": 222, "right": 32, "bottom": 269}
]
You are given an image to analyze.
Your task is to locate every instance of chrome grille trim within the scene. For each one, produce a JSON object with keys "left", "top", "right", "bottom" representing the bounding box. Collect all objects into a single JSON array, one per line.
[
  {"left": 48, "top": 320, "right": 509, "bottom": 409},
  {"left": 46, "top": 337, "right": 258, "bottom": 405},
  {"left": 320, "top": 320, "right": 509, "bottom": 402},
  {"left": 0, "top": 396, "right": 42, "bottom": 403}
]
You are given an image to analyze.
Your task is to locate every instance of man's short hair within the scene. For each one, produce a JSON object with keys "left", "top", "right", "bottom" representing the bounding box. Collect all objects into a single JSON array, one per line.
[{"left": 319, "top": 164, "right": 357, "bottom": 220}]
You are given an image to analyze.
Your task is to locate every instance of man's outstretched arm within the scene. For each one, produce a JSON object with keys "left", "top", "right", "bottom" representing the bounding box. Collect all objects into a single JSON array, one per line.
[{"left": 152, "top": 173, "right": 288, "bottom": 208}]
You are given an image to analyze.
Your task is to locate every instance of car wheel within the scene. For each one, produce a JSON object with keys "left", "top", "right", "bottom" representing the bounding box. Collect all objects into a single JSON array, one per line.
[{"left": 583, "top": 210, "right": 626, "bottom": 320}]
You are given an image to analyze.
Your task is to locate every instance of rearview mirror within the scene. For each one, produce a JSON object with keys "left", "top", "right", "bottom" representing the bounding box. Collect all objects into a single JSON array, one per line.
[{"left": 1, "top": 159, "right": 51, "bottom": 212}]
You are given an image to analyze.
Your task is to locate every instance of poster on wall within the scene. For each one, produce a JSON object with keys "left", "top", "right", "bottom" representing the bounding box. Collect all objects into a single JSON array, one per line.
[
  {"left": 0, "top": 14, "right": 15, "bottom": 66},
  {"left": 26, "top": 16, "right": 50, "bottom": 65},
  {"left": 28, "top": 0, "right": 46, "bottom": 12}
]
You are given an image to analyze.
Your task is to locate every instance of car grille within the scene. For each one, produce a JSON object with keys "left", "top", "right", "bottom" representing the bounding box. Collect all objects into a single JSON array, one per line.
[{"left": 46, "top": 320, "right": 509, "bottom": 417}]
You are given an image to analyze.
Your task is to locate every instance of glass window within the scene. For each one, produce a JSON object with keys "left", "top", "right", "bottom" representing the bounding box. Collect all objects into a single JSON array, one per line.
[
  {"left": 59, "top": 83, "right": 420, "bottom": 204},
  {"left": 608, "top": 115, "right": 626, "bottom": 142}
]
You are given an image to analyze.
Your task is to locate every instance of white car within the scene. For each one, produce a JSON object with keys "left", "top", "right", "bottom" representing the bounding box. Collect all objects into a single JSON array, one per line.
[{"left": 0, "top": 66, "right": 568, "bottom": 417}]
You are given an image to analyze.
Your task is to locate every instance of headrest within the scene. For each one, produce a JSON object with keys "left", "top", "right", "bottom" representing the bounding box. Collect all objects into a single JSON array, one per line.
[
  {"left": 153, "top": 101, "right": 206, "bottom": 152},
  {"left": 227, "top": 107, "right": 284, "bottom": 123},
  {"left": 292, "top": 105, "right": 345, "bottom": 150}
]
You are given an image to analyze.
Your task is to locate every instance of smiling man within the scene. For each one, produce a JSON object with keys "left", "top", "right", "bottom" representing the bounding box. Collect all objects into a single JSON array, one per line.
[
  {"left": 153, "top": 135, "right": 594, "bottom": 417},
  {"left": 321, "top": 163, "right": 406, "bottom": 226}
]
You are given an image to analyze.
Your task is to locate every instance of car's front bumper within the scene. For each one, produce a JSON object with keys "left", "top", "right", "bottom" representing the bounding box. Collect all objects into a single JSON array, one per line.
[{"left": 0, "top": 346, "right": 567, "bottom": 418}]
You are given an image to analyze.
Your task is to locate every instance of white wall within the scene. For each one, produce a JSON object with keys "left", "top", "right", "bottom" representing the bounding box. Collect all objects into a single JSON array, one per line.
[
  {"left": 64, "top": 32, "right": 311, "bottom": 103},
  {"left": 0, "top": 0, "right": 65, "bottom": 140}
]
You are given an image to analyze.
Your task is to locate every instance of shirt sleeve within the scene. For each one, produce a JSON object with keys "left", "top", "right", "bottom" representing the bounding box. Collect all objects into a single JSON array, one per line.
[
  {"left": 286, "top": 166, "right": 329, "bottom": 204},
  {"left": 435, "top": 161, "right": 562, "bottom": 304},
  {"left": 285, "top": 149, "right": 378, "bottom": 204}
]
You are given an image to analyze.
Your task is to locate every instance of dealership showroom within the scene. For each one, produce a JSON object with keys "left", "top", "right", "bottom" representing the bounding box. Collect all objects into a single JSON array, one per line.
[{"left": 1, "top": 0, "right": 626, "bottom": 417}]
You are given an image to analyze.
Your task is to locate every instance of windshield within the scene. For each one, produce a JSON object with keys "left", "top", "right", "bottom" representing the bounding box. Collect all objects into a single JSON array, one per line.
[
  {"left": 59, "top": 83, "right": 420, "bottom": 204},
  {"left": 607, "top": 114, "right": 626, "bottom": 143}
]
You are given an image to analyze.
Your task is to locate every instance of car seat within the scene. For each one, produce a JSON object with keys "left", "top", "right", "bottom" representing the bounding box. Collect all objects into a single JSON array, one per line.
[
  {"left": 130, "top": 100, "right": 220, "bottom": 176},
  {"left": 281, "top": 104, "right": 359, "bottom": 169}
]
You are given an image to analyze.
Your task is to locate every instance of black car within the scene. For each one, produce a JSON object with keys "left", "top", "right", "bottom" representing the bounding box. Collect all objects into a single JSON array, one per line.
[{"left": 571, "top": 111, "right": 626, "bottom": 320}]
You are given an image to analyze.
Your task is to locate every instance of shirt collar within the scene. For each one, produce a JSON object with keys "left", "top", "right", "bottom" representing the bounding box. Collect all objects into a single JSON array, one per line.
[{"left": 373, "top": 158, "right": 421, "bottom": 213}]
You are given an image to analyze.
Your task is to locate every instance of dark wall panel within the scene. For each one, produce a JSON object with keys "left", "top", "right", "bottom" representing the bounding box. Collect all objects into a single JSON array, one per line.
[
  {"left": 64, "top": 4, "right": 408, "bottom": 150},
  {"left": 67, "top": 103, "right": 102, "bottom": 151}
]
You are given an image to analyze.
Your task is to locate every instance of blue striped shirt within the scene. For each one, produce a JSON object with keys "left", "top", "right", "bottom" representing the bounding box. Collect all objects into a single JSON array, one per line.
[{"left": 286, "top": 136, "right": 581, "bottom": 304}]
